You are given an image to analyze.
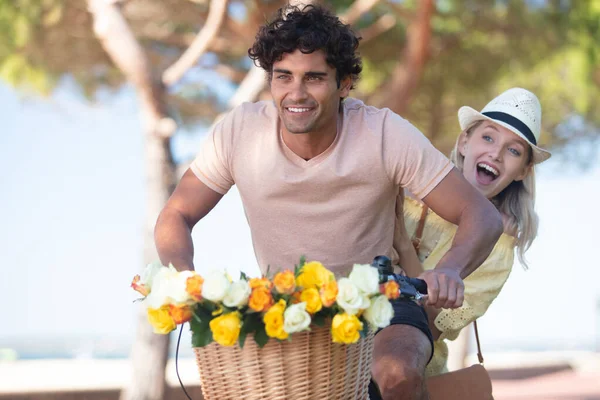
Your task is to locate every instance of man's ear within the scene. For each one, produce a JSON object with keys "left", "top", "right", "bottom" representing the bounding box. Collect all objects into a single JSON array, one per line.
[
  {"left": 514, "top": 163, "right": 532, "bottom": 182},
  {"left": 457, "top": 131, "right": 469, "bottom": 157},
  {"left": 339, "top": 76, "right": 352, "bottom": 97}
]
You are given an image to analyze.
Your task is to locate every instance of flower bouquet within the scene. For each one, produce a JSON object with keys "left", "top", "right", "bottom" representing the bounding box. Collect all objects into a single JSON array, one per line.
[{"left": 131, "top": 258, "right": 401, "bottom": 400}]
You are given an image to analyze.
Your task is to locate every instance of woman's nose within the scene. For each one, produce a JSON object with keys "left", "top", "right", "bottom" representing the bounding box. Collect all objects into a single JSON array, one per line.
[{"left": 488, "top": 144, "right": 503, "bottom": 161}]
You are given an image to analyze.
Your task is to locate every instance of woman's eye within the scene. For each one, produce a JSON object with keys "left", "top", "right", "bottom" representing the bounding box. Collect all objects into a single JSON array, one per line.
[
  {"left": 509, "top": 148, "right": 522, "bottom": 156},
  {"left": 482, "top": 135, "right": 492, "bottom": 142}
]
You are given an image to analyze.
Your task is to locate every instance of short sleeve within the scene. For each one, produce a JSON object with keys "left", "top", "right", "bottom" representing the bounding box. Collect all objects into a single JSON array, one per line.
[
  {"left": 190, "top": 109, "right": 239, "bottom": 195},
  {"left": 434, "top": 237, "right": 515, "bottom": 341},
  {"left": 382, "top": 112, "right": 453, "bottom": 199}
]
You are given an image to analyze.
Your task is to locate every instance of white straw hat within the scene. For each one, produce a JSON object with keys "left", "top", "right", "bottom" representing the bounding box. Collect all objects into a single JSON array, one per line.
[{"left": 458, "top": 88, "right": 551, "bottom": 164}]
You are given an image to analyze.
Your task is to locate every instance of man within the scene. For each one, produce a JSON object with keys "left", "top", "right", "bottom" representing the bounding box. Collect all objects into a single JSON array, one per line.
[{"left": 154, "top": 5, "right": 503, "bottom": 400}]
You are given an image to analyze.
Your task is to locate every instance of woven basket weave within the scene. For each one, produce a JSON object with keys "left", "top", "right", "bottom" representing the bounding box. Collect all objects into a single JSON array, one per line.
[{"left": 193, "top": 325, "right": 375, "bottom": 400}]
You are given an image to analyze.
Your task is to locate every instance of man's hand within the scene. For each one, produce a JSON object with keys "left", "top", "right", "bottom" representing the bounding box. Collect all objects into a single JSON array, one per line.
[{"left": 418, "top": 268, "right": 464, "bottom": 309}]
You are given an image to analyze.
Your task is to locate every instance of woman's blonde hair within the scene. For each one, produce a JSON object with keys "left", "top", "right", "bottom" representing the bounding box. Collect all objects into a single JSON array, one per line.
[{"left": 450, "top": 121, "right": 538, "bottom": 269}]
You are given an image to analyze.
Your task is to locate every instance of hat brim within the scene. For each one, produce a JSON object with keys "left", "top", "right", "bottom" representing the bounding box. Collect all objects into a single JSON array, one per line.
[{"left": 458, "top": 106, "right": 551, "bottom": 164}]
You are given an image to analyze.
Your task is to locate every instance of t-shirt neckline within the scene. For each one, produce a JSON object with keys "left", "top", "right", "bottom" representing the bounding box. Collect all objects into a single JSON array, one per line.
[{"left": 279, "top": 111, "right": 344, "bottom": 168}]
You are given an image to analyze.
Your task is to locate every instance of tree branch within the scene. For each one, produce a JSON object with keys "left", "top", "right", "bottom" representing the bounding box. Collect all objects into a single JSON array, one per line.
[
  {"left": 358, "top": 14, "right": 396, "bottom": 44},
  {"left": 88, "top": 0, "right": 176, "bottom": 138},
  {"left": 340, "top": 0, "right": 382, "bottom": 25},
  {"left": 162, "top": 0, "right": 228, "bottom": 86},
  {"left": 369, "top": 0, "right": 435, "bottom": 115}
]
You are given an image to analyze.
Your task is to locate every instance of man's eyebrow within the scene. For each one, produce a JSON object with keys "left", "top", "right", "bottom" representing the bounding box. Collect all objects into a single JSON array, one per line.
[
  {"left": 305, "top": 71, "right": 328, "bottom": 77},
  {"left": 272, "top": 69, "right": 329, "bottom": 77}
]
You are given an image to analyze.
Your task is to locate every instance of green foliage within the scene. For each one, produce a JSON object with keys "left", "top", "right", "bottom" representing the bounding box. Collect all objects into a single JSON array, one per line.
[
  {"left": 0, "top": 0, "right": 63, "bottom": 94},
  {"left": 1, "top": 0, "right": 597, "bottom": 154}
]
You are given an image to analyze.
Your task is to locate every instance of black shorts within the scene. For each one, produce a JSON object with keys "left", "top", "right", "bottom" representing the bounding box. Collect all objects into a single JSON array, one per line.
[
  {"left": 368, "top": 298, "right": 434, "bottom": 400},
  {"left": 385, "top": 298, "right": 434, "bottom": 355}
]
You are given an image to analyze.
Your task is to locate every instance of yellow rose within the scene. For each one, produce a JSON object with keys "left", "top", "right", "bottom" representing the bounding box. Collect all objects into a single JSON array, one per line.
[
  {"left": 209, "top": 312, "right": 242, "bottom": 346},
  {"left": 263, "top": 299, "right": 289, "bottom": 340},
  {"left": 320, "top": 280, "right": 338, "bottom": 307},
  {"left": 296, "top": 261, "right": 333, "bottom": 289},
  {"left": 168, "top": 304, "right": 193, "bottom": 324},
  {"left": 147, "top": 306, "right": 176, "bottom": 334},
  {"left": 248, "top": 286, "right": 274, "bottom": 312},
  {"left": 383, "top": 281, "right": 400, "bottom": 300},
  {"left": 186, "top": 274, "right": 204, "bottom": 302},
  {"left": 273, "top": 271, "right": 296, "bottom": 294},
  {"left": 300, "top": 288, "right": 322, "bottom": 314},
  {"left": 331, "top": 313, "right": 363, "bottom": 344}
]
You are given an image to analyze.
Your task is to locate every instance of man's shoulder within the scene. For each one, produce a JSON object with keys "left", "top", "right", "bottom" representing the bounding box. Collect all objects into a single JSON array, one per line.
[
  {"left": 233, "top": 100, "right": 278, "bottom": 119},
  {"left": 344, "top": 97, "right": 390, "bottom": 118}
]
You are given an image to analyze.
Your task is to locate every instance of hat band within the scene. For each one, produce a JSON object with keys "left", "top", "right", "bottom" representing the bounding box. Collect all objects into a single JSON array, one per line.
[{"left": 482, "top": 111, "right": 537, "bottom": 146}]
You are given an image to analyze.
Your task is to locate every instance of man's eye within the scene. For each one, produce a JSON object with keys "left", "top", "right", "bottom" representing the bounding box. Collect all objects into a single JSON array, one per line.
[{"left": 306, "top": 76, "right": 321, "bottom": 81}]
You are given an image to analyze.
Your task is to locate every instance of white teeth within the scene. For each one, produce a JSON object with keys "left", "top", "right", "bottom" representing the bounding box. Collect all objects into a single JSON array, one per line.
[
  {"left": 288, "top": 107, "right": 310, "bottom": 113},
  {"left": 477, "top": 163, "right": 499, "bottom": 176}
]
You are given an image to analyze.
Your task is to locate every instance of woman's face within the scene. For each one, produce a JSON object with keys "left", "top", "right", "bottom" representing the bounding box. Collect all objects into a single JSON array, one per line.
[{"left": 459, "top": 121, "right": 531, "bottom": 199}]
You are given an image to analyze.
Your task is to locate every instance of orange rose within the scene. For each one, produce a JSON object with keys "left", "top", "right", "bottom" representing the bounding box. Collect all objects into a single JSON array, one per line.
[
  {"left": 169, "top": 304, "right": 193, "bottom": 324},
  {"left": 249, "top": 277, "right": 273, "bottom": 290},
  {"left": 320, "top": 280, "right": 338, "bottom": 307},
  {"left": 300, "top": 287, "right": 322, "bottom": 314},
  {"left": 383, "top": 281, "right": 400, "bottom": 300},
  {"left": 290, "top": 290, "right": 302, "bottom": 304},
  {"left": 248, "top": 286, "right": 274, "bottom": 312},
  {"left": 186, "top": 274, "right": 204, "bottom": 301},
  {"left": 273, "top": 271, "right": 296, "bottom": 294},
  {"left": 131, "top": 275, "right": 149, "bottom": 297}
]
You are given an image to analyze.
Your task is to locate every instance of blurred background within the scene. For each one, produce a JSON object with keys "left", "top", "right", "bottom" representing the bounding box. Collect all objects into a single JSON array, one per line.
[{"left": 1, "top": 0, "right": 599, "bottom": 399}]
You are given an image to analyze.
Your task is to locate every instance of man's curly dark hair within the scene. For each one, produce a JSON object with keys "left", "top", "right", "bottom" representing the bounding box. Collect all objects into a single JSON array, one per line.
[{"left": 248, "top": 4, "right": 362, "bottom": 89}]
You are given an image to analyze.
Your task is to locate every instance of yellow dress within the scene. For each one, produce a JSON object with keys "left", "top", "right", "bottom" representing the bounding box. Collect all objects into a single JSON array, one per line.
[{"left": 403, "top": 197, "right": 516, "bottom": 377}]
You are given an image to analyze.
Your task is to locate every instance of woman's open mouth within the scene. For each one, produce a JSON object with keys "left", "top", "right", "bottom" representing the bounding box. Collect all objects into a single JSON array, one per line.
[{"left": 476, "top": 162, "right": 499, "bottom": 185}]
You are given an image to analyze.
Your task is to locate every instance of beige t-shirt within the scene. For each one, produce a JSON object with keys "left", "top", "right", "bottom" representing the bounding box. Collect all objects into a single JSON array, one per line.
[{"left": 191, "top": 98, "right": 452, "bottom": 275}]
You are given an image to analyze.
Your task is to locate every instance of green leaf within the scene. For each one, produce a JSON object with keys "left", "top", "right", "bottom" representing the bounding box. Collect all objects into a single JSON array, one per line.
[
  {"left": 238, "top": 329, "right": 248, "bottom": 349},
  {"left": 240, "top": 271, "right": 248, "bottom": 281},
  {"left": 254, "top": 325, "right": 269, "bottom": 348},
  {"left": 192, "top": 328, "right": 213, "bottom": 347},
  {"left": 243, "top": 313, "right": 262, "bottom": 334},
  {"left": 299, "top": 255, "right": 306, "bottom": 268},
  {"left": 312, "top": 312, "right": 326, "bottom": 327},
  {"left": 191, "top": 306, "right": 212, "bottom": 331}
]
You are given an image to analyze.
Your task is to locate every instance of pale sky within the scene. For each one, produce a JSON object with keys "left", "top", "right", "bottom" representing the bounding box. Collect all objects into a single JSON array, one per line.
[{"left": 1, "top": 79, "right": 599, "bottom": 355}]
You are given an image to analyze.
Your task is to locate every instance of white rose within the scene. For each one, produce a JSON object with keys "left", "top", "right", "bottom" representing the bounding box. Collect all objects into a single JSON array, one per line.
[
  {"left": 223, "top": 280, "right": 251, "bottom": 308},
  {"left": 349, "top": 264, "right": 380, "bottom": 295},
  {"left": 336, "top": 278, "right": 371, "bottom": 315},
  {"left": 145, "top": 267, "right": 179, "bottom": 309},
  {"left": 283, "top": 302, "right": 311, "bottom": 334},
  {"left": 202, "top": 270, "right": 231, "bottom": 302},
  {"left": 139, "top": 261, "right": 164, "bottom": 291},
  {"left": 364, "top": 295, "right": 394, "bottom": 329},
  {"left": 168, "top": 270, "right": 196, "bottom": 305}
]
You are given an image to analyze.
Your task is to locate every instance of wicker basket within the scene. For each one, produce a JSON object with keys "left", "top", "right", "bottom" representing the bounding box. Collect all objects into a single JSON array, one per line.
[{"left": 193, "top": 325, "right": 375, "bottom": 400}]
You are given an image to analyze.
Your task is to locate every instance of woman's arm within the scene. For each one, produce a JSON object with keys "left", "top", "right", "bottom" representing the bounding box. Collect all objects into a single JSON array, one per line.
[{"left": 394, "top": 197, "right": 424, "bottom": 277}]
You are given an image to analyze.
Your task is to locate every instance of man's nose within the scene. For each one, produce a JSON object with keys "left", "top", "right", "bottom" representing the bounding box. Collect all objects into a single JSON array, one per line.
[{"left": 288, "top": 80, "right": 308, "bottom": 101}]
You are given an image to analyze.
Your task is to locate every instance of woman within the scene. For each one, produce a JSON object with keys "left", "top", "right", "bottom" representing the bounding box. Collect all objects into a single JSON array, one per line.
[{"left": 396, "top": 87, "right": 551, "bottom": 377}]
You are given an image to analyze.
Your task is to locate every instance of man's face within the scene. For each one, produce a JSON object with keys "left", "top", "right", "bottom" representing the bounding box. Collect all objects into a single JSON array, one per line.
[{"left": 270, "top": 49, "right": 351, "bottom": 137}]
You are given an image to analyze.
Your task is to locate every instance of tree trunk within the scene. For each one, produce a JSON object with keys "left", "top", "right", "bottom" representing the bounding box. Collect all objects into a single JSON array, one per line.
[{"left": 88, "top": 1, "right": 177, "bottom": 399}]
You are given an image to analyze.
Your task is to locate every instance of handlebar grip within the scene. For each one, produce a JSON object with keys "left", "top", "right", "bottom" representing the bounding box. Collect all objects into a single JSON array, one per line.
[{"left": 405, "top": 277, "right": 428, "bottom": 295}]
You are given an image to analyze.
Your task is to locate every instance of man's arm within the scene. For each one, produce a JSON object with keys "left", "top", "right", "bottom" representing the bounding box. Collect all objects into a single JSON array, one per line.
[
  {"left": 420, "top": 168, "right": 503, "bottom": 309},
  {"left": 154, "top": 169, "right": 224, "bottom": 271}
]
